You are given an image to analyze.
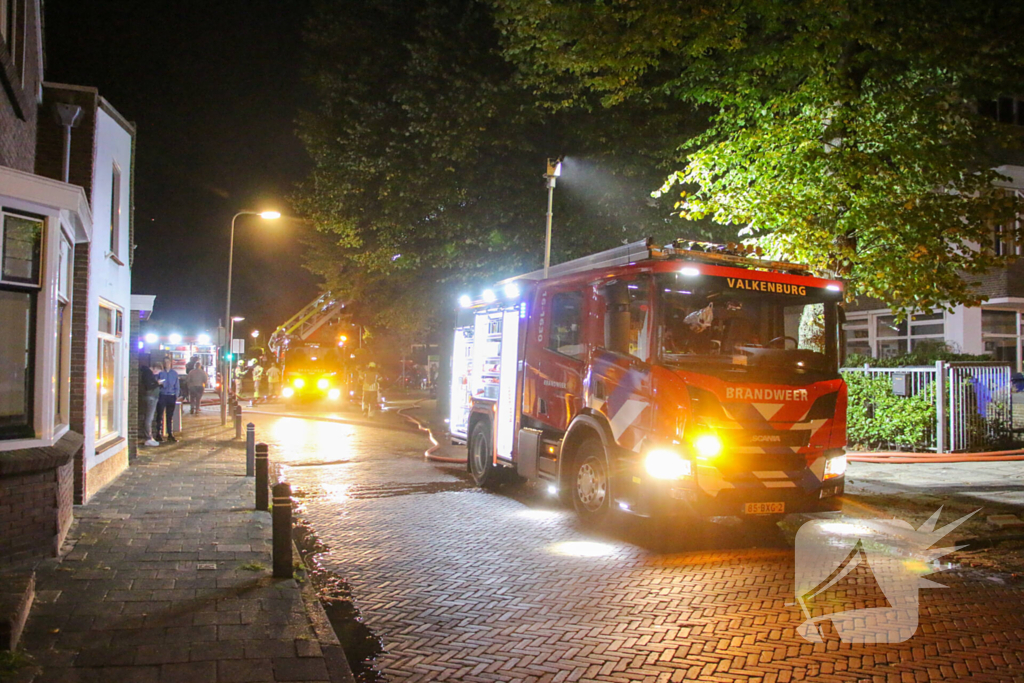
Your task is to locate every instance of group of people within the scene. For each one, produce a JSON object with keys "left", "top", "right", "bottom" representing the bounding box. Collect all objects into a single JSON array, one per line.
[
  {"left": 235, "top": 359, "right": 281, "bottom": 402},
  {"left": 139, "top": 356, "right": 211, "bottom": 447}
]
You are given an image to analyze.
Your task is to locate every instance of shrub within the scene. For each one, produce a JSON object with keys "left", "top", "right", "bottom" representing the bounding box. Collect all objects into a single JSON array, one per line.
[
  {"left": 845, "top": 372, "right": 935, "bottom": 450},
  {"left": 845, "top": 341, "right": 991, "bottom": 369}
]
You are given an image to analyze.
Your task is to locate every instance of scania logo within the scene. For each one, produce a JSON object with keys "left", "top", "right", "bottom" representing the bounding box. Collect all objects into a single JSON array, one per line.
[{"left": 751, "top": 434, "right": 782, "bottom": 443}]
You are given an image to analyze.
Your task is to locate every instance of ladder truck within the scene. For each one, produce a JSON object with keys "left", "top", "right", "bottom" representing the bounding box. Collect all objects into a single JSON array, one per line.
[
  {"left": 450, "top": 239, "right": 848, "bottom": 525},
  {"left": 268, "top": 292, "right": 349, "bottom": 402}
]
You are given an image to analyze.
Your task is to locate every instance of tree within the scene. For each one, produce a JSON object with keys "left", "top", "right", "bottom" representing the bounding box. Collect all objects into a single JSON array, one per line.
[
  {"left": 294, "top": 0, "right": 713, "bottom": 340},
  {"left": 493, "top": 0, "right": 1024, "bottom": 313}
]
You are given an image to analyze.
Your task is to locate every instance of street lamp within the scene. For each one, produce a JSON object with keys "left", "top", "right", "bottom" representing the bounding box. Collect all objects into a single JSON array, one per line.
[
  {"left": 251, "top": 329, "right": 260, "bottom": 339},
  {"left": 543, "top": 157, "right": 562, "bottom": 279},
  {"left": 222, "top": 210, "right": 280, "bottom": 424}
]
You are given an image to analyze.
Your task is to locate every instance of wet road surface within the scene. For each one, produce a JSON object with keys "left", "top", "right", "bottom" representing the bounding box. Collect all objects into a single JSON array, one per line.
[{"left": 248, "top": 406, "right": 1024, "bottom": 682}]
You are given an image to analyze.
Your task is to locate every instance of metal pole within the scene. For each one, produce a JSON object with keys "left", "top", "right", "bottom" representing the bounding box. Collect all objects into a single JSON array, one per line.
[
  {"left": 255, "top": 443, "right": 269, "bottom": 511},
  {"left": 935, "top": 360, "right": 946, "bottom": 454},
  {"left": 223, "top": 211, "right": 251, "bottom": 426},
  {"left": 272, "top": 482, "right": 293, "bottom": 579},
  {"left": 246, "top": 423, "right": 255, "bottom": 476},
  {"left": 543, "top": 176, "right": 555, "bottom": 279}
]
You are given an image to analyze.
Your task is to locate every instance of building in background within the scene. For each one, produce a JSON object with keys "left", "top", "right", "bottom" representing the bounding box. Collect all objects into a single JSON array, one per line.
[
  {"left": 0, "top": 0, "right": 137, "bottom": 569},
  {"left": 36, "top": 83, "right": 136, "bottom": 503}
]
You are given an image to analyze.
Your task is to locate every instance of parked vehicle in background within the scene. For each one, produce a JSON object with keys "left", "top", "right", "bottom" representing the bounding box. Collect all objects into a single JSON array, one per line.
[
  {"left": 280, "top": 343, "right": 345, "bottom": 402},
  {"left": 451, "top": 239, "right": 848, "bottom": 527}
]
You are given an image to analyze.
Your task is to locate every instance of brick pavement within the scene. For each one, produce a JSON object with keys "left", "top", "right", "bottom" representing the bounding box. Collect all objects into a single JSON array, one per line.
[
  {"left": 249, "top": 413, "right": 1024, "bottom": 683},
  {"left": 11, "top": 414, "right": 352, "bottom": 683}
]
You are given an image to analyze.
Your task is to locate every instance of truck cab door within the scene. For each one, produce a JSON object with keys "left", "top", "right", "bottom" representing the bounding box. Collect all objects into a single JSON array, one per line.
[
  {"left": 588, "top": 276, "right": 654, "bottom": 454},
  {"left": 522, "top": 287, "right": 585, "bottom": 433}
]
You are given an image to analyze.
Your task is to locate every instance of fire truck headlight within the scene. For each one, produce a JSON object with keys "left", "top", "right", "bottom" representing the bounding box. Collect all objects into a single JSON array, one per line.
[
  {"left": 824, "top": 453, "right": 847, "bottom": 480},
  {"left": 328, "top": 388, "right": 341, "bottom": 400},
  {"left": 317, "top": 378, "right": 330, "bottom": 390},
  {"left": 282, "top": 387, "right": 295, "bottom": 398},
  {"left": 693, "top": 434, "right": 723, "bottom": 460},
  {"left": 644, "top": 449, "right": 693, "bottom": 480},
  {"left": 293, "top": 378, "right": 305, "bottom": 389}
]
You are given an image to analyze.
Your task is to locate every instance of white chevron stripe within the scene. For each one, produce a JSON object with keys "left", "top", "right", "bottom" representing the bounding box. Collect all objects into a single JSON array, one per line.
[{"left": 608, "top": 399, "right": 647, "bottom": 441}]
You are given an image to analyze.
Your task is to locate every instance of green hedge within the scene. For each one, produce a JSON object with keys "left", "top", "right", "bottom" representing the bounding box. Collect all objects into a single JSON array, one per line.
[
  {"left": 845, "top": 372, "right": 936, "bottom": 450},
  {"left": 845, "top": 341, "right": 990, "bottom": 369}
]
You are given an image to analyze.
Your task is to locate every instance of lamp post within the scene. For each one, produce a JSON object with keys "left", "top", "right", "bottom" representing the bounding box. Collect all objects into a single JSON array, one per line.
[
  {"left": 543, "top": 157, "right": 562, "bottom": 279},
  {"left": 221, "top": 210, "right": 280, "bottom": 425}
]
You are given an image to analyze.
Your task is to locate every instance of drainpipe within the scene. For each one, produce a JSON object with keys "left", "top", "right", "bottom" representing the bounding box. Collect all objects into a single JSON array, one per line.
[{"left": 55, "top": 103, "right": 82, "bottom": 183}]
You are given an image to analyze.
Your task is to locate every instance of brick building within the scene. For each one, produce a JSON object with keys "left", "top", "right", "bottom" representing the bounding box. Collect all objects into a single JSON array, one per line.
[{"left": 0, "top": 0, "right": 136, "bottom": 569}]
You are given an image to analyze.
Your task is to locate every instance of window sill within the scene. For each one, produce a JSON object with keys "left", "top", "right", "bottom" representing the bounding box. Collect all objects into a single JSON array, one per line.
[
  {"left": 105, "top": 251, "right": 125, "bottom": 266},
  {"left": 96, "top": 435, "right": 126, "bottom": 454}
]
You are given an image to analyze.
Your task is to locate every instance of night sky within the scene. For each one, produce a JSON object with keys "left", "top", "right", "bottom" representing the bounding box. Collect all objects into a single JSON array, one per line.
[{"left": 43, "top": 1, "right": 321, "bottom": 339}]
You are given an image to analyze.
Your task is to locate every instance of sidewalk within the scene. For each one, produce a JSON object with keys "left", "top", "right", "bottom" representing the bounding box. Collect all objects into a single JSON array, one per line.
[{"left": 9, "top": 414, "right": 353, "bottom": 683}]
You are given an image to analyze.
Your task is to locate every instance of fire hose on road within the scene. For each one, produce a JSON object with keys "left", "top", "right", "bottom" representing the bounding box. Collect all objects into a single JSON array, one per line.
[
  {"left": 397, "top": 401, "right": 467, "bottom": 464},
  {"left": 848, "top": 448, "right": 1024, "bottom": 464}
]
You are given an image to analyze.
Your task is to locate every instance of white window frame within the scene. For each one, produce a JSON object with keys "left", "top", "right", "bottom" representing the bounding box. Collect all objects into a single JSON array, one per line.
[
  {"left": 95, "top": 299, "right": 124, "bottom": 444},
  {"left": 842, "top": 310, "right": 947, "bottom": 361},
  {"left": 0, "top": 197, "right": 74, "bottom": 451},
  {"left": 981, "top": 309, "right": 1022, "bottom": 373},
  {"left": 53, "top": 235, "right": 72, "bottom": 430},
  {"left": 108, "top": 162, "right": 121, "bottom": 262}
]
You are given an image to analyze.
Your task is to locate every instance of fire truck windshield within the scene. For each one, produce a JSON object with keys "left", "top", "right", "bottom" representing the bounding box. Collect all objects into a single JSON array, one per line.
[{"left": 657, "top": 272, "right": 839, "bottom": 377}]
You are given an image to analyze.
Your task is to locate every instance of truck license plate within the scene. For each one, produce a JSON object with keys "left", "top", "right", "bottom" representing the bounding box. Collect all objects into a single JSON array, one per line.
[{"left": 744, "top": 502, "right": 785, "bottom": 515}]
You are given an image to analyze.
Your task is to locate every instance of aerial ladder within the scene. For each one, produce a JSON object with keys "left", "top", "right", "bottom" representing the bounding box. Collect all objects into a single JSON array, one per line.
[{"left": 268, "top": 292, "right": 348, "bottom": 357}]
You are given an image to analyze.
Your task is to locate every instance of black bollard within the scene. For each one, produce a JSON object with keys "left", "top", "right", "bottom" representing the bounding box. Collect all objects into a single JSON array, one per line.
[
  {"left": 255, "top": 443, "right": 269, "bottom": 511},
  {"left": 272, "top": 482, "right": 293, "bottom": 579},
  {"left": 234, "top": 404, "right": 243, "bottom": 439},
  {"left": 245, "top": 423, "right": 255, "bottom": 476}
]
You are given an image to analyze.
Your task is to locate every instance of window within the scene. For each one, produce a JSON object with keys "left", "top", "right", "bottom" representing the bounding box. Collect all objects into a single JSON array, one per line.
[
  {"left": 843, "top": 311, "right": 946, "bottom": 360},
  {"left": 109, "top": 164, "right": 121, "bottom": 258},
  {"left": 982, "top": 310, "right": 1021, "bottom": 372},
  {"left": 979, "top": 97, "right": 1024, "bottom": 127},
  {"left": 0, "top": 209, "right": 43, "bottom": 441},
  {"left": 0, "top": 0, "right": 24, "bottom": 81},
  {"left": 2, "top": 210, "right": 43, "bottom": 285},
  {"left": 604, "top": 278, "right": 652, "bottom": 362},
  {"left": 547, "top": 291, "right": 584, "bottom": 359},
  {"left": 54, "top": 237, "right": 72, "bottom": 428},
  {"left": 0, "top": 289, "right": 35, "bottom": 439},
  {"left": 96, "top": 301, "right": 123, "bottom": 441}
]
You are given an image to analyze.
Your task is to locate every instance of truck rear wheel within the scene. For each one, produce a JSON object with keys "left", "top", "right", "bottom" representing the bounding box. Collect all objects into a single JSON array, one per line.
[
  {"left": 469, "top": 420, "right": 500, "bottom": 489},
  {"left": 571, "top": 437, "right": 611, "bottom": 526}
]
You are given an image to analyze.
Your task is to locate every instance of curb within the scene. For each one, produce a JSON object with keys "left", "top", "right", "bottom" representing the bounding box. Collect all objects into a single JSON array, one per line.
[{"left": 294, "top": 541, "right": 356, "bottom": 683}]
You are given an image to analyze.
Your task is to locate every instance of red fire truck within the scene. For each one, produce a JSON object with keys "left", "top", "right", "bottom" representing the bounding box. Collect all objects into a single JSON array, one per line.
[{"left": 450, "top": 239, "right": 847, "bottom": 525}]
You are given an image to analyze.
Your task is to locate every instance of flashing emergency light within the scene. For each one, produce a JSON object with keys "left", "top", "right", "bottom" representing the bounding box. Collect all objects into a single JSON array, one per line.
[
  {"left": 680, "top": 267, "right": 700, "bottom": 277},
  {"left": 644, "top": 449, "right": 693, "bottom": 480},
  {"left": 826, "top": 284, "right": 841, "bottom": 292},
  {"left": 339, "top": 335, "right": 347, "bottom": 342},
  {"left": 504, "top": 283, "right": 520, "bottom": 299},
  {"left": 168, "top": 333, "right": 182, "bottom": 344},
  {"left": 293, "top": 378, "right": 306, "bottom": 389},
  {"left": 144, "top": 333, "right": 158, "bottom": 344},
  {"left": 317, "top": 378, "right": 330, "bottom": 390},
  {"left": 458, "top": 294, "right": 472, "bottom": 308},
  {"left": 693, "top": 433, "right": 723, "bottom": 459},
  {"left": 197, "top": 333, "right": 211, "bottom": 345},
  {"left": 482, "top": 289, "right": 496, "bottom": 303},
  {"left": 282, "top": 387, "right": 295, "bottom": 398},
  {"left": 328, "top": 388, "right": 341, "bottom": 400}
]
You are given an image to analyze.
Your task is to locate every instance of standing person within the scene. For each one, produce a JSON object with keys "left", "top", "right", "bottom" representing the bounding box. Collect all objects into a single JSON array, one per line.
[
  {"left": 155, "top": 359, "right": 180, "bottom": 443},
  {"left": 186, "top": 362, "right": 209, "bottom": 414},
  {"left": 140, "top": 361, "right": 161, "bottom": 447},
  {"left": 251, "top": 362, "right": 264, "bottom": 404},
  {"left": 361, "top": 363, "right": 379, "bottom": 417},
  {"left": 266, "top": 363, "right": 281, "bottom": 399},
  {"left": 234, "top": 360, "right": 246, "bottom": 399}
]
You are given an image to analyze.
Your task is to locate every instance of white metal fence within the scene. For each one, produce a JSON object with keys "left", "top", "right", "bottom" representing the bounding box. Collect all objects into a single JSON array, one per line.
[{"left": 840, "top": 362, "right": 1014, "bottom": 453}]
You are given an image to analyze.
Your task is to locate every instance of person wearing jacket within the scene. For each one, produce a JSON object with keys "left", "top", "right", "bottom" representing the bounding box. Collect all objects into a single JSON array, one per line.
[
  {"left": 155, "top": 358, "right": 180, "bottom": 442},
  {"left": 186, "top": 363, "right": 209, "bottom": 414},
  {"left": 140, "top": 361, "right": 161, "bottom": 447}
]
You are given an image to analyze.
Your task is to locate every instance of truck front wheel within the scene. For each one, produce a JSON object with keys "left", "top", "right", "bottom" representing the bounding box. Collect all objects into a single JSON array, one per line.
[
  {"left": 469, "top": 420, "right": 500, "bottom": 489},
  {"left": 571, "top": 437, "right": 611, "bottom": 526}
]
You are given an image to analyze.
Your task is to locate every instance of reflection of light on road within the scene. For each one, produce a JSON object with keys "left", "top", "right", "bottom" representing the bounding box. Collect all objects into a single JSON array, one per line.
[
  {"left": 818, "top": 521, "right": 876, "bottom": 537},
  {"left": 518, "top": 509, "right": 561, "bottom": 521},
  {"left": 321, "top": 483, "right": 351, "bottom": 503},
  {"left": 270, "top": 418, "right": 357, "bottom": 463},
  {"left": 902, "top": 558, "right": 933, "bottom": 575},
  {"left": 549, "top": 541, "right": 615, "bottom": 557}
]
